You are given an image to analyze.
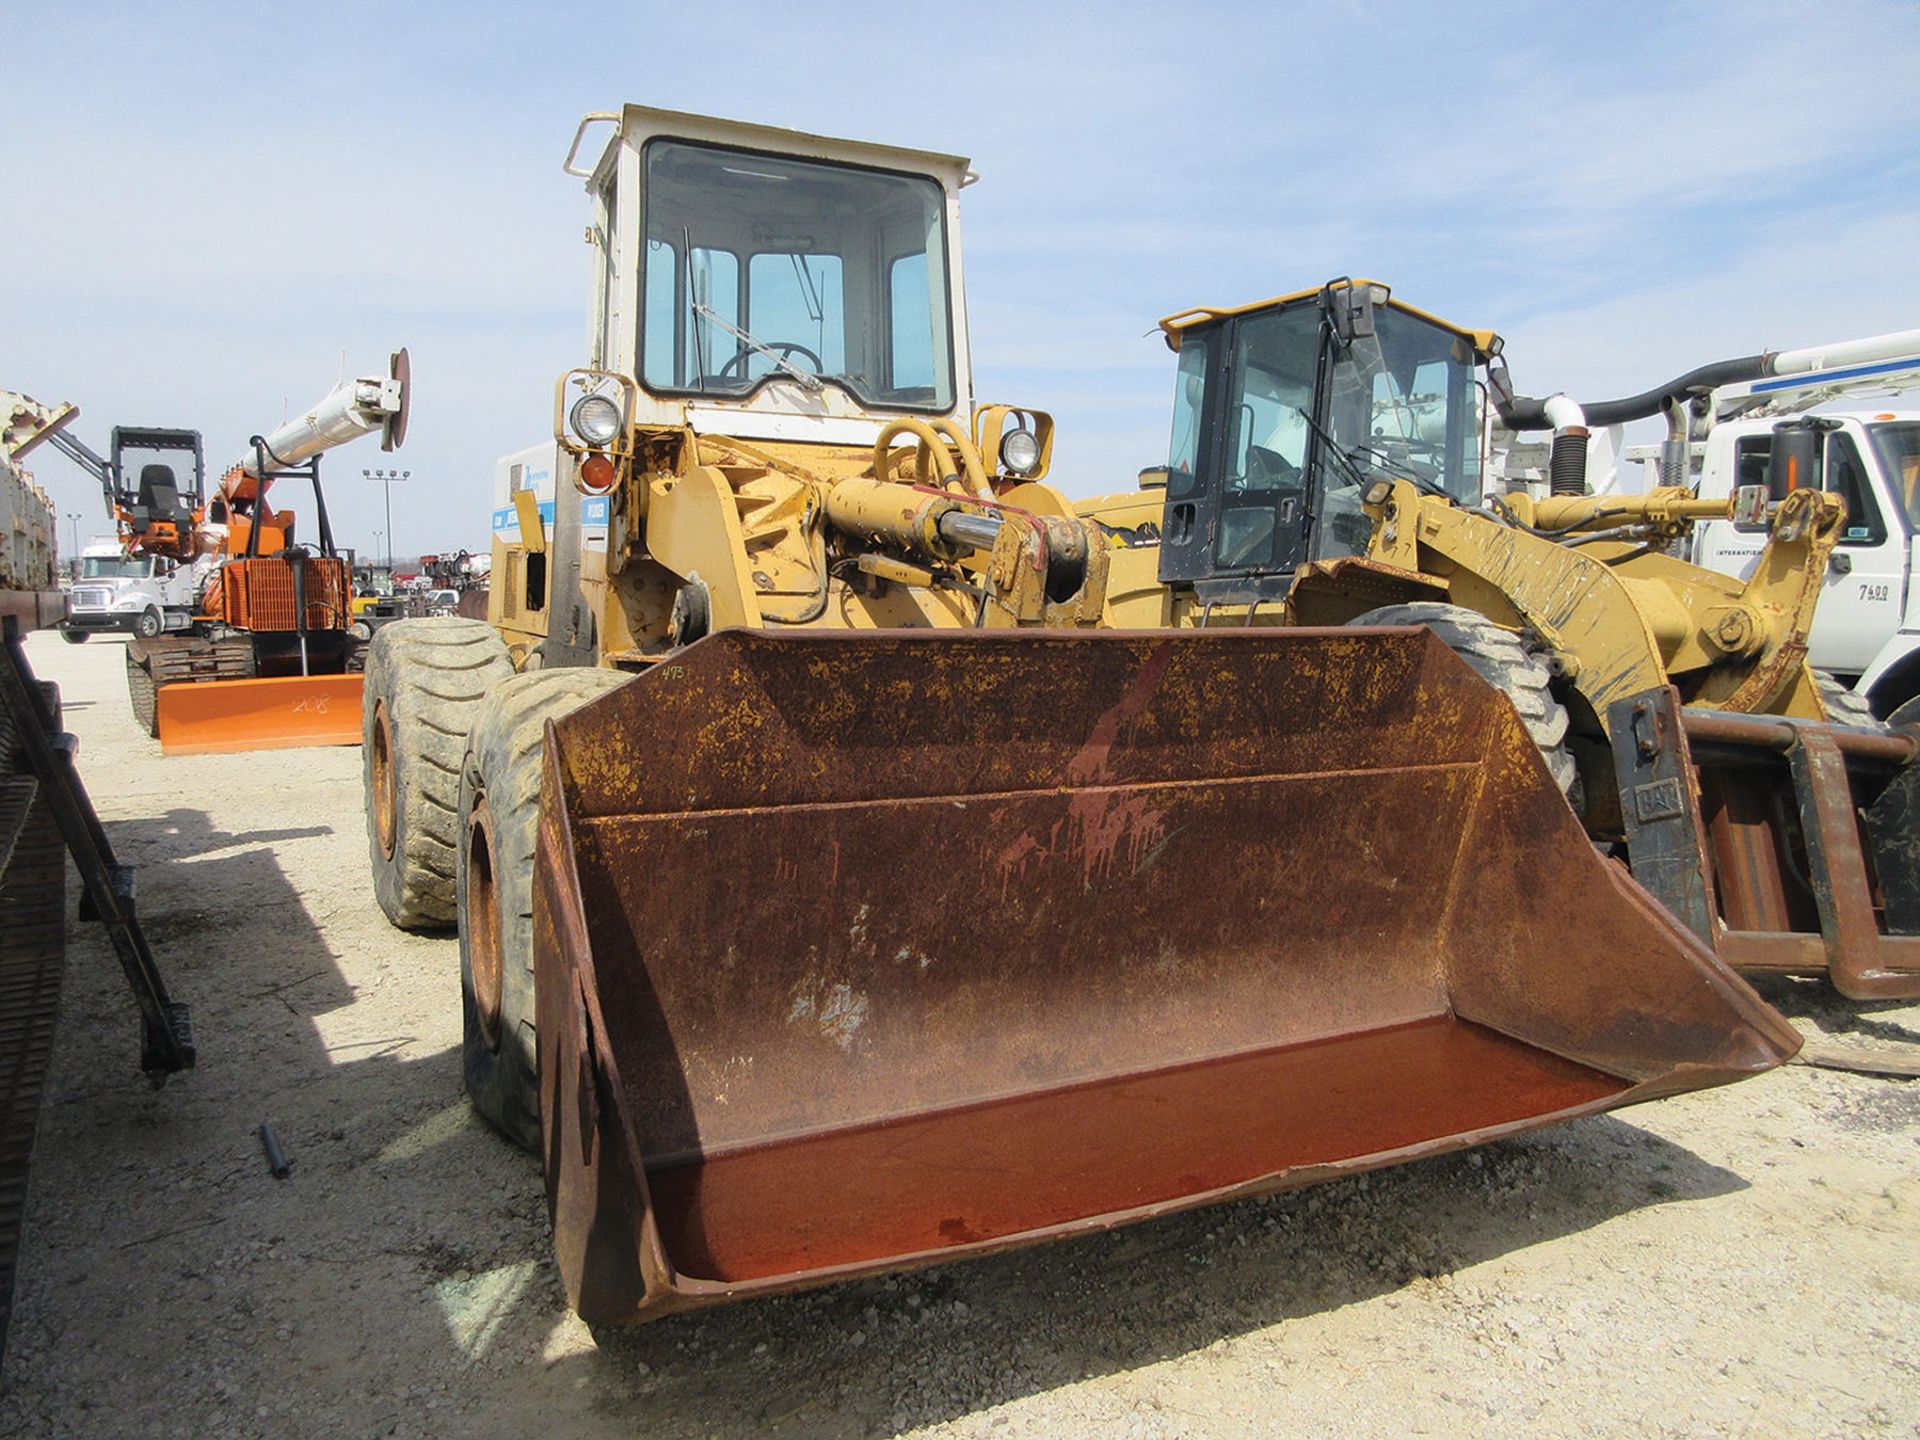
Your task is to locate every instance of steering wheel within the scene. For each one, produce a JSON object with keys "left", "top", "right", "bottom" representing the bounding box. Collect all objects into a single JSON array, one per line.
[
  {"left": 714, "top": 341, "right": 823, "bottom": 383},
  {"left": 1244, "top": 444, "right": 1303, "bottom": 489}
]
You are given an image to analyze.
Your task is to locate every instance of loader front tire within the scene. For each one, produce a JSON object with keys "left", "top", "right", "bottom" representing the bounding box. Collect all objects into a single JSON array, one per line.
[
  {"left": 1348, "top": 602, "right": 1577, "bottom": 796},
  {"left": 457, "top": 667, "right": 630, "bottom": 1151},
  {"left": 363, "top": 618, "right": 515, "bottom": 931},
  {"left": 1814, "top": 670, "right": 1884, "bottom": 730}
]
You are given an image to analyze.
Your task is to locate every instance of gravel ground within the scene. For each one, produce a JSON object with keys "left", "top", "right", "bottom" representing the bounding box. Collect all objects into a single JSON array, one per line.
[{"left": 1, "top": 629, "right": 1918, "bottom": 1439}]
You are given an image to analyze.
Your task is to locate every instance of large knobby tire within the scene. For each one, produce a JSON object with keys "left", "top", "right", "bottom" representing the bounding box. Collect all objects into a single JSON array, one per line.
[
  {"left": 1347, "top": 602, "right": 1577, "bottom": 796},
  {"left": 1813, "top": 669, "right": 1884, "bottom": 730},
  {"left": 125, "top": 650, "right": 158, "bottom": 738},
  {"left": 458, "top": 668, "right": 630, "bottom": 1150},
  {"left": 362, "top": 618, "right": 515, "bottom": 931}
]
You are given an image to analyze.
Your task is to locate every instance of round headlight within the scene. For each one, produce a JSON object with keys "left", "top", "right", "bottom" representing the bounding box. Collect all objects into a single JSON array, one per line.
[
  {"left": 999, "top": 427, "right": 1041, "bottom": 476},
  {"left": 569, "top": 392, "right": 624, "bottom": 447}
]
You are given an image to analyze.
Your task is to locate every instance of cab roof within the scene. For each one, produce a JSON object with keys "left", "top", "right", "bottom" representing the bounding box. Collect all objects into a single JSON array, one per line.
[
  {"left": 1156, "top": 280, "right": 1501, "bottom": 360},
  {"left": 577, "top": 105, "right": 975, "bottom": 192}
]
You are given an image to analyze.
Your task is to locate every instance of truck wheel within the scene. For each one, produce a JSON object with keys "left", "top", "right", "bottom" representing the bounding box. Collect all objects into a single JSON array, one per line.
[
  {"left": 125, "top": 651, "right": 159, "bottom": 738},
  {"left": 60, "top": 629, "right": 89, "bottom": 645},
  {"left": 458, "top": 668, "right": 629, "bottom": 1151},
  {"left": 362, "top": 618, "right": 515, "bottom": 931},
  {"left": 1814, "top": 670, "right": 1884, "bottom": 730},
  {"left": 1347, "top": 602, "right": 1577, "bottom": 796},
  {"left": 134, "top": 607, "right": 163, "bottom": 640}
]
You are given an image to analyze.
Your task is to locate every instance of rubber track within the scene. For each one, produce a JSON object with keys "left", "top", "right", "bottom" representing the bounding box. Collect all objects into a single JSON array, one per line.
[{"left": 0, "top": 675, "right": 64, "bottom": 1365}]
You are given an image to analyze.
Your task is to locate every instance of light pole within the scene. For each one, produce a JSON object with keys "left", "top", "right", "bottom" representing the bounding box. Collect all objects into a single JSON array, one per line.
[
  {"left": 372, "top": 531, "right": 384, "bottom": 579},
  {"left": 364, "top": 467, "right": 411, "bottom": 573},
  {"left": 65, "top": 513, "right": 83, "bottom": 580}
]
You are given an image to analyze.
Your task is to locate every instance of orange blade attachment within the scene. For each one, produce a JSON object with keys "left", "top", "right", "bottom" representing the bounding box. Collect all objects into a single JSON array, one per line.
[{"left": 157, "top": 674, "right": 365, "bottom": 756}]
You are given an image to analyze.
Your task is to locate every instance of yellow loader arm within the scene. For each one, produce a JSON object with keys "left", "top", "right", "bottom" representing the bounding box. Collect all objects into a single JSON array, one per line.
[{"left": 1341, "top": 480, "right": 1846, "bottom": 721}]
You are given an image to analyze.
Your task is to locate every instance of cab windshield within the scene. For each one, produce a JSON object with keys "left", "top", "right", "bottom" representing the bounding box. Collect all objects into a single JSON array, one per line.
[
  {"left": 1196, "top": 300, "right": 1483, "bottom": 570},
  {"left": 638, "top": 140, "right": 955, "bottom": 413},
  {"left": 1871, "top": 421, "right": 1920, "bottom": 530},
  {"left": 1324, "top": 307, "right": 1482, "bottom": 503},
  {"left": 80, "top": 556, "right": 147, "bottom": 580}
]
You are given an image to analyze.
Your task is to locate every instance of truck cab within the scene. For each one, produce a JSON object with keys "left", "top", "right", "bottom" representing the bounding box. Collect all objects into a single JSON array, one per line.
[
  {"left": 1689, "top": 411, "right": 1920, "bottom": 714},
  {"left": 61, "top": 538, "right": 197, "bottom": 641}
]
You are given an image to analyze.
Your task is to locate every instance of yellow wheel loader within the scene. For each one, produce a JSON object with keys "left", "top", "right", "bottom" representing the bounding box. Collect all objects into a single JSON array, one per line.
[
  {"left": 362, "top": 114, "right": 1795, "bottom": 1327},
  {"left": 1090, "top": 277, "right": 1920, "bottom": 1001}
]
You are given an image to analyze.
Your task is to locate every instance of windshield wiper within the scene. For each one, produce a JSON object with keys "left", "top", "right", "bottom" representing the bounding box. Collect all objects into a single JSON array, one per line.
[
  {"left": 1294, "top": 407, "right": 1449, "bottom": 500},
  {"left": 690, "top": 304, "right": 824, "bottom": 392}
]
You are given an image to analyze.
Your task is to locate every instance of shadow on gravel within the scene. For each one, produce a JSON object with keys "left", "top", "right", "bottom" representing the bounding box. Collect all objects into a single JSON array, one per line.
[
  {"left": 7, "top": 800, "right": 497, "bottom": 1429},
  {"left": 1748, "top": 974, "right": 1920, "bottom": 1046},
  {"left": 542, "top": 1111, "right": 1746, "bottom": 1438},
  {"left": 117, "top": 807, "right": 334, "bottom": 862}
]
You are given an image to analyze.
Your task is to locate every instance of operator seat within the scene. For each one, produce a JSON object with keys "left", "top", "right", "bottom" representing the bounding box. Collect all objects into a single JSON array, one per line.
[{"left": 130, "top": 463, "right": 194, "bottom": 535}]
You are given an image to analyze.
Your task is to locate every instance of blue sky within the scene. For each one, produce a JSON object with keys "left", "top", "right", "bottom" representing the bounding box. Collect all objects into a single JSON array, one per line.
[{"left": 8, "top": 0, "right": 1919, "bottom": 559}]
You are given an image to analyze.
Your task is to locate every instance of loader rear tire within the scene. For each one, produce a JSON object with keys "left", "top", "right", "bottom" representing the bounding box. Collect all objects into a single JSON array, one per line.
[
  {"left": 1814, "top": 670, "right": 1884, "bottom": 730},
  {"left": 457, "top": 667, "right": 631, "bottom": 1151},
  {"left": 362, "top": 618, "right": 515, "bottom": 931},
  {"left": 1347, "top": 602, "right": 1577, "bottom": 796},
  {"left": 125, "top": 651, "right": 158, "bottom": 739}
]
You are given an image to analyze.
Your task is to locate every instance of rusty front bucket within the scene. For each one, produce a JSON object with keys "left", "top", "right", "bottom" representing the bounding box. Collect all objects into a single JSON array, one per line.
[
  {"left": 534, "top": 628, "right": 1798, "bottom": 1324},
  {"left": 157, "top": 673, "right": 365, "bottom": 756}
]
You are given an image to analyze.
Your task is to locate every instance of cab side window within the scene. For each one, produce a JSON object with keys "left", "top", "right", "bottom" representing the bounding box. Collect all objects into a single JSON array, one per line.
[{"left": 1825, "top": 434, "right": 1886, "bottom": 546}]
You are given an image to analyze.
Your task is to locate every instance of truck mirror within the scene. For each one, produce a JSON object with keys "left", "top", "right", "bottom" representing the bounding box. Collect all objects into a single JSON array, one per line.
[{"left": 1767, "top": 422, "right": 1819, "bottom": 502}]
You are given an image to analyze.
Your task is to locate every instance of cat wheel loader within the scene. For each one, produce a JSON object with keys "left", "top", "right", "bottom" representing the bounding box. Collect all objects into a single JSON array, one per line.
[
  {"left": 362, "top": 111, "right": 1795, "bottom": 1327},
  {"left": 1089, "top": 278, "right": 1920, "bottom": 1000}
]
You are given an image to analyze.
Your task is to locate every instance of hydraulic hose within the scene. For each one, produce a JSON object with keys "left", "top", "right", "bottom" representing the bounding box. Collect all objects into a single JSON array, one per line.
[{"left": 1497, "top": 355, "right": 1768, "bottom": 431}]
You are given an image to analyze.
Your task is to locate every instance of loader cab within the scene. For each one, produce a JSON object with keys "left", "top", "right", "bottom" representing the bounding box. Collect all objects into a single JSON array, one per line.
[
  {"left": 1155, "top": 281, "right": 1492, "bottom": 602},
  {"left": 570, "top": 105, "right": 976, "bottom": 441}
]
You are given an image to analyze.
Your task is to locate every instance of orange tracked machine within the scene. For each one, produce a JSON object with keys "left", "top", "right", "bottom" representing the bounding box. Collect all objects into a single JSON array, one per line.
[{"left": 122, "top": 354, "right": 410, "bottom": 753}]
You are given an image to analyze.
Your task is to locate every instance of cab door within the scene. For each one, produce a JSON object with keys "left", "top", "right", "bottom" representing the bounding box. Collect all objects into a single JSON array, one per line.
[
  {"left": 1809, "top": 427, "right": 1905, "bottom": 675},
  {"left": 1158, "top": 307, "right": 1319, "bottom": 592}
]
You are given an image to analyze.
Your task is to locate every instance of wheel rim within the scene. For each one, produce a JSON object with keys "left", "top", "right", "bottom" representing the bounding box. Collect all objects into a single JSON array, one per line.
[
  {"left": 371, "top": 700, "right": 398, "bottom": 861},
  {"left": 466, "top": 793, "right": 504, "bottom": 1051}
]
